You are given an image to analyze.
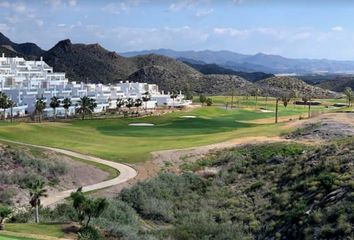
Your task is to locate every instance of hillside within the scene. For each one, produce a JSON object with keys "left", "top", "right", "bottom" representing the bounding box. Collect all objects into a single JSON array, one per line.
[
  {"left": 180, "top": 59, "right": 274, "bottom": 82},
  {"left": 257, "top": 76, "right": 339, "bottom": 98},
  {"left": 317, "top": 76, "right": 354, "bottom": 92},
  {"left": 0, "top": 33, "right": 44, "bottom": 57},
  {"left": 123, "top": 48, "right": 354, "bottom": 74}
]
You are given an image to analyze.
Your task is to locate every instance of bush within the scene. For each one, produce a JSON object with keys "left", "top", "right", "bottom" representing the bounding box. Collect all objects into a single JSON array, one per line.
[{"left": 78, "top": 226, "right": 101, "bottom": 240}]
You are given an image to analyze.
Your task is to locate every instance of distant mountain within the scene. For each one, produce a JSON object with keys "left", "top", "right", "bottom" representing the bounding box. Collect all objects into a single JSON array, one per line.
[
  {"left": 0, "top": 32, "right": 339, "bottom": 96},
  {"left": 180, "top": 58, "right": 274, "bottom": 82},
  {"left": 122, "top": 49, "right": 354, "bottom": 74},
  {"left": 0, "top": 32, "right": 44, "bottom": 57}
]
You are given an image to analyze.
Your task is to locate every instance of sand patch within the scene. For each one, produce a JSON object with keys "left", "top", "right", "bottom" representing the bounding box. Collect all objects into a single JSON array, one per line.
[
  {"left": 260, "top": 109, "right": 274, "bottom": 113},
  {"left": 129, "top": 123, "right": 155, "bottom": 126},
  {"left": 180, "top": 115, "right": 197, "bottom": 118}
]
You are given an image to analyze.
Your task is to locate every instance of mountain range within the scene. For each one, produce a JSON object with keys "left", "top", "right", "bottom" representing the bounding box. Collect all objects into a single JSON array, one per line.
[
  {"left": 0, "top": 32, "right": 340, "bottom": 97},
  {"left": 122, "top": 49, "right": 354, "bottom": 74}
]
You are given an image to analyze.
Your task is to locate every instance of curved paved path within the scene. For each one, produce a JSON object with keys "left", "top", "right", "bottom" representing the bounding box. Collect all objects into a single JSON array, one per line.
[{"left": 0, "top": 139, "right": 138, "bottom": 207}]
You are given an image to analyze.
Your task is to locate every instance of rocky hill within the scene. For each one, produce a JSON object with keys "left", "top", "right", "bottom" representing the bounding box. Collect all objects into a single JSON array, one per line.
[
  {"left": 257, "top": 76, "right": 339, "bottom": 98},
  {"left": 317, "top": 76, "right": 354, "bottom": 92},
  {"left": 0, "top": 33, "right": 44, "bottom": 57},
  {"left": 180, "top": 59, "right": 274, "bottom": 82}
]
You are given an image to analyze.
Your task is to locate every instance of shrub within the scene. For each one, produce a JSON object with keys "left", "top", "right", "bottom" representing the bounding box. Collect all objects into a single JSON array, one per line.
[{"left": 78, "top": 226, "right": 101, "bottom": 240}]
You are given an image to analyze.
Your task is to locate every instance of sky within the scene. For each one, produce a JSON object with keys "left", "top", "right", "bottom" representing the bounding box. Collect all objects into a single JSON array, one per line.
[{"left": 1, "top": 0, "right": 354, "bottom": 60}]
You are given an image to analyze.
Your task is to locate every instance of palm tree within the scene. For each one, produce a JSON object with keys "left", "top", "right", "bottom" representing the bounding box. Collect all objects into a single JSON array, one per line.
[
  {"left": 134, "top": 98, "right": 142, "bottom": 114},
  {"left": 63, "top": 98, "right": 72, "bottom": 119},
  {"left": 116, "top": 98, "right": 125, "bottom": 114},
  {"left": 76, "top": 96, "right": 96, "bottom": 120},
  {"left": 275, "top": 97, "right": 280, "bottom": 123},
  {"left": 343, "top": 87, "right": 353, "bottom": 107},
  {"left": 27, "top": 180, "right": 47, "bottom": 223},
  {"left": 125, "top": 98, "right": 134, "bottom": 114},
  {"left": 302, "top": 95, "right": 312, "bottom": 118},
  {"left": 0, "top": 92, "right": 9, "bottom": 120},
  {"left": 253, "top": 88, "right": 262, "bottom": 110},
  {"left": 170, "top": 92, "right": 178, "bottom": 108},
  {"left": 142, "top": 92, "right": 151, "bottom": 111},
  {"left": 0, "top": 204, "right": 11, "bottom": 230},
  {"left": 35, "top": 97, "right": 46, "bottom": 123},
  {"left": 49, "top": 96, "right": 61, "bottom": 119},
  {"left": 7, "top": 99, "right": 15, "bottom": 123}
]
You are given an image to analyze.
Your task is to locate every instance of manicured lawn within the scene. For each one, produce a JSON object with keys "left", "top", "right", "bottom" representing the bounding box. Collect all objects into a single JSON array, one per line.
[
  {"left": 3, "top": 223, "right": 64, "bottom": 238},
  {"left": 0, "top": 102, "right": 341, "bottom": 163},
  {"left": 0, "top": 235, "right": 35, "bottom": 240}
]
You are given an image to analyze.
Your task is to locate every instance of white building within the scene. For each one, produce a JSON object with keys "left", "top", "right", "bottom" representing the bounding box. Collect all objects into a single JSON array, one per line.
[{"left": 0, "top": 54, "right": 191, "bottom": 117}]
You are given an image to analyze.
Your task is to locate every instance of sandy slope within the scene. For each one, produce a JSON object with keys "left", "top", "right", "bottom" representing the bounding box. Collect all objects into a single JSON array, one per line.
[{"left": 0, "top": 139, "right": 138, "bottom": 207}]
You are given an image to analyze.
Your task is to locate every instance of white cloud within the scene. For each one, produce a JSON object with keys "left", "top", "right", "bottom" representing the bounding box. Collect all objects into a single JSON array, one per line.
[
  {"left": 102, "top": 2, "right": 129, "bottom": 14},
  {"left": 45, "top": 0, "right": 77, "bottom": 9},
  {"left": 169, "top": 0, "right": 197, "bottom": 11},
  {"left": 195, "top": 8, "right": 213, "bottom": 17},
  {"left": 331, "top": 26, "right": 343, "bottom": 32},
  {"left": 213, "top": 27, "right": 249, "bottom": 37},
  {"left": 57, "top": 23, "right": 66, "bottom": 27},
  {"left": 36, "top": 19, "right": 44, "bottom": 27}
]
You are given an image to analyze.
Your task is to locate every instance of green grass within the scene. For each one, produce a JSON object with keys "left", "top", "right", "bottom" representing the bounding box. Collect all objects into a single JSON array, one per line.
[
  {"left": 0, "top": 235, "right": 35, "bottom": 240},
  {"left": 3, "top": 223, "right": 64, "bottom": 238},
  {"left": 0, "top": 100, "right": 344, "bottom": 163}
]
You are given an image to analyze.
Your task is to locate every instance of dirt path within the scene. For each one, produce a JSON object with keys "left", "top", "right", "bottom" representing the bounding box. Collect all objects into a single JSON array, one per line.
[{"left": 0, "top": 139, "right": 138, "bottom": 207}]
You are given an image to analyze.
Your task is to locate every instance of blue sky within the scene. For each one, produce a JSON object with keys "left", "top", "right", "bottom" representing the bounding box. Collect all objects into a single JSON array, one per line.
[{"left": 1, "top": 0, "right": 354, "bottom": 60}]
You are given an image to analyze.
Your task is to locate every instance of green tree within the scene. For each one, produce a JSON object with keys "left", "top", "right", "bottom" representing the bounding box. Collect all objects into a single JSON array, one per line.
[
  {"left": 199, "top": 95, "right": 207, "bottom": 106},
  {"left": 170, "top": 92, "right": 178, "bottom": 108},
  {"left": 302, "top": 95, "right": 312, "bottom": 118},
  {"left": 253, "top": 88, "right": 262, "bottom": 109},
  {"left": 343, "top": 87, "right": 354, "bottom": 107},
  {"left": 63, "top": 97, "right": 72, "bottom": 119},
  {"left": 70, "top": 188, "right": 108, "bottom": 227},
  {"left": 35, "top": 97, "right": 46, "bottom": 123},
  {"left": 76, "top": 96, "right": 96, "bottom": 120},
  {"left": 49, "top": 96, "right": 61, "bottom": 119},
  {"left": 0, "top": 205, "right": 11, "bottom": 230},
  {"left": 125, "top": 98, "right": 134, "bottom": 114},
  {"left": 116, "top": 98, "right": 125, "bottom": 114},
  {"left": 275, "top": 97, "right": 280, "bottom": 123},
  {"left": 142, "top": 92, "right": 151, "bottom": 111},
  {"left": 0, "top": 92, "right": 9, "bottom": 120},
  {"left": 7, "top": 99, "right": 15, "bottom": 123},
  {"left": 281, "top": 95, "right": 291, "bottom": 108},
  {"left": 206, "top": 98, "right": 213, "bottom": 106},
  {"left": 134, "top": 98, "right": 143, "bottom": 114},
  {"left": 27, "top": 180, "right": 47, "bottom": 223}
]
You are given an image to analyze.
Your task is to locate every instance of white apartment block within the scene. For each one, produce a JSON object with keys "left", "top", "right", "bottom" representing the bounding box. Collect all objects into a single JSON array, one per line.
[{"left": 0, "top": 54, "right": 191, "bottom": 117}]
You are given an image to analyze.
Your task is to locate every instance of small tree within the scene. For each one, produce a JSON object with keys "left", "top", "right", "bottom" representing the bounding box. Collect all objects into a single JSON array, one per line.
[
  {"left": 70, "top": 188, "right": 108, "bottom": 227},
  {"left": 343, "top": 87, "right": 354, "bottom": 107},
  {"left": 116, "top": 98, "right": 125, "bottom": 114},
  {"left": 7, "top": 99, "right": 15, "bottom": 123},
  {"left": 0, "top": 205, "right": 11, "bottom": 230},
  {"left": 50, "top": 96, "right": 61, "bottom": 119},
  {"left": 199, "top": 95, "right": 207, "bottom": 106},
  {"left": 134, "top": 98, "right": 143, "bottom": 114},
  {"left": 302, "top": 95, "right": 312, "bottom": 118},
  {"left": 0, "top": 92, "right": 9, "bottom": 120},
  {"left": 253, "top": 88, "right": 262, "bottom": 109},
  {"left": 206, "top": 98, "right": 213, "bottom": 106},
  {"left": 142, "top": 92, "right": 151, "bottom": 111},
  {"left": 35, "top": 97, "right": 46, "bottom": 123},
  {"left": 63, "top": 98, "right": 72, "bottom": 118},
  {"left": 275, "top": 97, "right": 280, "bottom": 123},
  {"left": 170, "top": 92, "right": 178, "bottom": 108},
  {"left": 27, "top": 180, "right": 47, "bottom": 223},
  {"left": 125, "top": 98, "right": 134, "bottom": 115}
]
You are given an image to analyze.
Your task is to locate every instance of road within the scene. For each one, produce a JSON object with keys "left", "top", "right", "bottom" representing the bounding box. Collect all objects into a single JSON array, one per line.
[{"left": 0, "top": 139, "right": 138, "bottom": 207}]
